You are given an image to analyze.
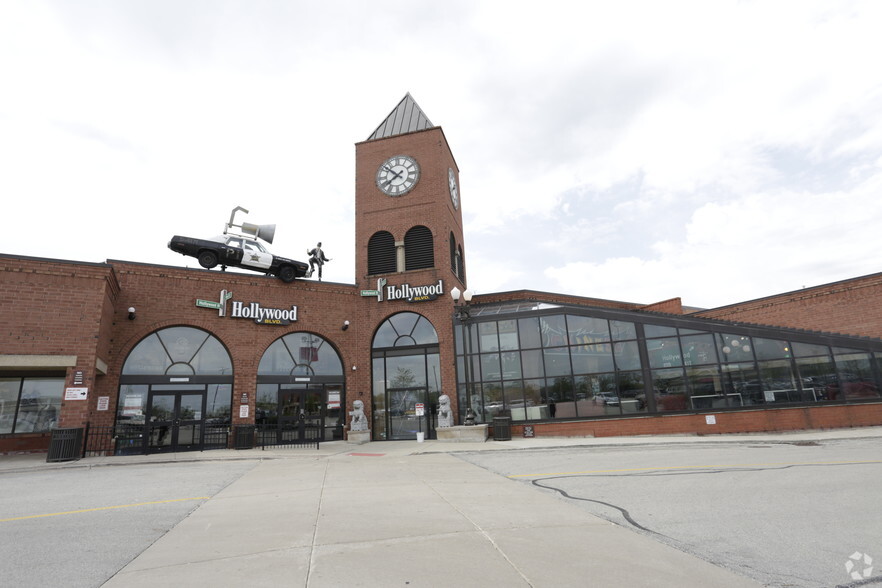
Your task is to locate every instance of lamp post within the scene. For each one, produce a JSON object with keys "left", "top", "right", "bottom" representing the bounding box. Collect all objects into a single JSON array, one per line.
[{"left": 451, "top": 287, "right": 477, "bottom": 426}]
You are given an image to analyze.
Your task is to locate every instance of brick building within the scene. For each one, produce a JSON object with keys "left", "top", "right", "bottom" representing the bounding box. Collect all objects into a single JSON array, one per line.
[{"left": 2, "top": 95, "right": 881, "bottom": 455}]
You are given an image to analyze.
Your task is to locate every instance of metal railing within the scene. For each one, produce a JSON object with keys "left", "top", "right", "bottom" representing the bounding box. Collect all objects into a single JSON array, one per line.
[{"left": 82, "top": 422, "right": 320, "bottom": 456}]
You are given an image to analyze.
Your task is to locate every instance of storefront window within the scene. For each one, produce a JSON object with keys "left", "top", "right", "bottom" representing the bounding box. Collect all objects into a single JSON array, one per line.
[
  {"left": 571, "top": 342, "right": 614, "bottom": 374},
  {"left": 681, "top": 334, "right": 717, "bottom": 366},
  {"left": 453, "top": 305, "right": 882, "bottom": 426},
  {"left": 498, "top": 320, "right": 519, "bottom": 351},
  {"left": 796, "top": 355, "right": 838, "bottom": 400},
  {"left": 647, "top": 337, "right": 682, "bottom": 369},
  {"left": 478, "top": 322, "right": 499, "bottom": 352},
  {"left": 610, "top": 321, "right": 636, "bottom": 341},
  {"left": 543, "top": 347, "right": 571, "bottom": 377},
  {"left": 613, "top": 341, "right": 642, "bottom": 371},
  {"left": 567, "top": 315, "right": 610, "bottom": 345},
  {"left": 753, "top": 338, "right": 792, "bottom": 361},
  {"left": 618, "top": 371, "right": 647, "bottom": 414},
  {"left": 718, "top": 334, "right": 754, "bottom": 363},
  {"left": 644, "top": 325, "right": 677, "bottom": 338},
  {"left": 833, "top": 348, "right": 880, "bottom": 401},
  {"left": 756, "top": 359, "right": 800, "bottom": 404},
  {"left": 518, "top": 317, "right": 542, "bottom": 349},
  {"left": 0, "top": 377, "right": 64, "bottom": 434},
  {"left": 720, "top": 362, "right": 757, "bottom": 407}
]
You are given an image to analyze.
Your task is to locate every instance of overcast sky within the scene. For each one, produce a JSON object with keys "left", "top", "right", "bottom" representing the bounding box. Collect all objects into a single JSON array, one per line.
[{"left": 2, "top": 1, "right": 881, "bottom": 309}]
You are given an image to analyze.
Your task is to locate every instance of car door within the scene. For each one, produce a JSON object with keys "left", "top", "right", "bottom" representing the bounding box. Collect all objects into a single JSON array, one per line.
[{"left": 240, "top": 239, "right": 273, "bottom": 270}]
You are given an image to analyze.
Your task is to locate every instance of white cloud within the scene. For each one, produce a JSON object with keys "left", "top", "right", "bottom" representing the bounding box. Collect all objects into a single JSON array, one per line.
[{"left": 1, "top": 0, "right": 881, "bottom": 305}]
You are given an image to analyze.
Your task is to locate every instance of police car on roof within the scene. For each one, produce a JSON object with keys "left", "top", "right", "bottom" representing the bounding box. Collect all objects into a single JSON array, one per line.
[{"left": 167, "top": 207, "right": 309, "bottom": 283}]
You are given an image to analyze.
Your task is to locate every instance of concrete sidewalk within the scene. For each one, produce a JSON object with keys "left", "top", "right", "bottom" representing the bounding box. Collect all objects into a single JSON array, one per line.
[{"left": 4, "top": 427, "right": 881, "bottom": 587}]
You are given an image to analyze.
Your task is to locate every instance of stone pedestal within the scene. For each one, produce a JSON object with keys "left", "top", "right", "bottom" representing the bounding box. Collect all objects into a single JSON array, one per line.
[
  {"left": 436, "top": 424, "right": 489, "bottom": 443},
  {"left": 346, "top": 430, "right": 371, "bottom": 444}
]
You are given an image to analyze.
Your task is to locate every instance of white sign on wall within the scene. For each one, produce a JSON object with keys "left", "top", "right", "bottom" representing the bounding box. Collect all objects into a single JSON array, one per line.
[{"left": 64, "top": 387, "right": 88, "bottom": 401}]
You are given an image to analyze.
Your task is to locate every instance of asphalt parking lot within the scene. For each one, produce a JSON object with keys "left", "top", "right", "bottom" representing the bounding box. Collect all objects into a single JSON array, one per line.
[
  {"left": 457, "top": 438, "right": 882, "bottom": 588},
  {"left": 0, "top": 460, "right": 259, "bottom": 588}
]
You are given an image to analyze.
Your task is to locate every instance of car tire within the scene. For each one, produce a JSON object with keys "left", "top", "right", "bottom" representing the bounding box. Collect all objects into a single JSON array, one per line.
[
  {"left": 198, "top": 251, "right": 219, "bottom": 269},
  {"left": 279, "top": 265, "right": 297, "bottom": 283}
]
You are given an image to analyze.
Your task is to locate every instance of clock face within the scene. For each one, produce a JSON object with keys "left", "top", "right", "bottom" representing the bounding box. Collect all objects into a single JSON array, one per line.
[
  {"left": 376, "top": 155, "right": 420, "bottom": 196},
  {"left": 448, "top": 167, "right": 459, "bottom": 209}
]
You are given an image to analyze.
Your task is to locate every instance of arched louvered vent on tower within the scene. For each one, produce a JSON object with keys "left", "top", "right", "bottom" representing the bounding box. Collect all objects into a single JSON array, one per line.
[
  {"left": 404, "top": 225, "right": 434, "bottom": 271},
  {"left": 368, "top": 231, "right": 397, "bottom": 275}
]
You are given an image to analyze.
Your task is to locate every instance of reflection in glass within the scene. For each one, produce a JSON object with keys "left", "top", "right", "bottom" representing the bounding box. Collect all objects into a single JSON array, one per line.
[
  {"left": 567, "top": 315, "right": 611, "bottom": 345},
  {"left": 12, "top": 378, "right": 63, "bottom": 433},
  {"left": 792, "top": 342, "right": 829, "bottom": 358},
  {"left": 652, "top": 368, "right": 689, "bottom": 412},
  {"left": 0, "top": 379, "right": 20, "bottom": 435},
  {"left": 796, "top": 355, "right": 838, "bottom": 400},
  {"left": 613, "top": 341, "right": 642, "bottom": 371},
  {"left": 717, "top": 334, "right": 754, "bottom": 363},
  {"left": 618, "top": 371, "right": 647, "bottom": 414},
  {"left": 753, "top": 338, "right": 792, "bottom": 361},
  {"left": 610, "top": 321, "right": 637, "bottom": 341},
  {"left": 540, "top": 315, "right": 568, "bottom": 348},
  {"left": 685, "top": 366, "right": 722, "bottom": 410},
  {"left": 833, "top": 350, "right": 880, "bottom": 400},
  {"left": 498, "top": 320, "right": 519, "bottom": 351},
  {"left": 681, "top": 334, "right": 717, "bottom": 366},
  {"left": 720, "top": 362, "right": 757, "bottom": 407},
  {"left": 478, "top": 322, "right": 499, "bottom": 352},
  {"left": 647, "top": 337, "right": 682, "bottom": 369},
  {"left": 644, "top": 324, "right": 677, "bottom": 338},
  {"left": 480, "top": 353, "right": 501, "bottom": 381},
  {"left": 501, "top": 352, "right": 522, "bottom": 380},
  {"left": 521, "top": 349, "right": 545, "bottom": 379},
  {"left": 756, "top": 359, "right": 800, "bottom": 404},
  {"left": 570, "top": 342, "right": 614, "bottom": 375},
  {"left": 482, "top": 382, "right": 504, "bottom": 420},
  {"left": 574, "top": 374, "right": 619, "bottom": 417},
  {"left": 518, "top": 317, "right": 542, "bottom": 349},
  {"left": 543, "top": 347, "right": 571, "bottom": 377}
]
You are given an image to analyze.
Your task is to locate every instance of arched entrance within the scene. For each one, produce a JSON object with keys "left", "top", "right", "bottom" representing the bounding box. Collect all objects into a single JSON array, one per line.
[
  {"left": 256, "top": 332, "right": 345, "bottom": 442},
  {"left": 116, "top": 326, "right": 233, "bottom": 454},
  {"left": 371, "top": 312, "right": 441, "bottom": 440}
]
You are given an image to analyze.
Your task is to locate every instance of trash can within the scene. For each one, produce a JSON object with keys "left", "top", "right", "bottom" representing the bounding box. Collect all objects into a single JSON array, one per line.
[
  {"left": 46, "top": 427, "right": 84, "bottom": 463},
  {"left": 492, "top": 417, "right": 512, "bottom": 441},
  {"left": 233, "top": 425, "right": 255, "bottom": 450}
]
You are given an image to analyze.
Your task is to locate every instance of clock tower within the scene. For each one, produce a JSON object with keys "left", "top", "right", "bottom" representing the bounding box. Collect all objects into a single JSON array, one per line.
[
  {"left": 355, "top": 93, "right": 466, "bottom": 289},
  {"left": 354, "top": 94, "right": 469, "bottom": 438}
]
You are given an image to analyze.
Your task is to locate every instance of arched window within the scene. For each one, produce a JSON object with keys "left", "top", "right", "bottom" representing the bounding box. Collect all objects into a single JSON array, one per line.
[
  {"left": 258, "top": 332, "right": 344, "bottom": 377},
  {"left": 122, "top": 326, "right": 232, "bottom": 376},
  {"left": 368, "top": 231, "right": 397, "bottom": 275},
  {"left": 405, "top": 225, "right": 434, "bottom": 271},
  {"left": 371, "top": 312, "right": 441, "bottom": 440},
  {"left": 456, "top": 245, "right": 465, "bottom": 282},
  {"left": 449, "top": 232, "right": 457, "bottom": 274}
]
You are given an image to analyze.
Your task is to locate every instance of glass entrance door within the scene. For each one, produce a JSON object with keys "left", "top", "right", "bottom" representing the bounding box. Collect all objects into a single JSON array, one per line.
[
  {"left": 277, "top": 386, "right": 324, "bottom": 444},
  {"left": 147, "top": 391, "right": 205, "bottom": 453},
  {"left": 386, "top": 387, "right": 436, "bottom": 441}
]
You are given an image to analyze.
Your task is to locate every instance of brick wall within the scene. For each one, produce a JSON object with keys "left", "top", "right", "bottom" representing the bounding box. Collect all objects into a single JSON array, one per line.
[
  {"left": 692, "top": 272, "right": 882, "bottom": 339},
  {"left": 0, "top": 255, "right": 118, "bottom": 435},
  {"left": 510, "top": 403, "right": 882, "bottom": 438}
]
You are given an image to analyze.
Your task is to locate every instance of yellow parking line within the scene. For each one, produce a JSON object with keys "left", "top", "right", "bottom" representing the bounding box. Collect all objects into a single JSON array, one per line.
[
  {"left": 507, "top": 460, "right": 882, "bottom": 479},
  {"left": 0, "top": 496, "right": 210, "bottom": 522}
]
